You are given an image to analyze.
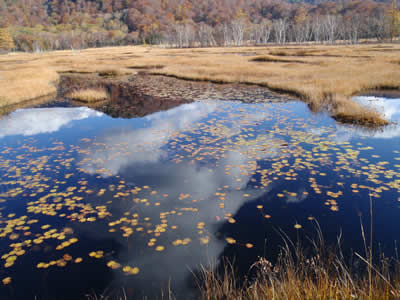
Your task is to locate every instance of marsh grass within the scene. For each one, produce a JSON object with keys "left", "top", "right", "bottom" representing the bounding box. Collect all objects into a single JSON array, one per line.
[
  {"left": 67, "top": 88, "right": 108, "bottom": 103},
  {"left": 314, "top": 93, "right": 389, "bottom": 127},
  {"left": 1, "top": 44, "right": 399, "bottom": 126},
  {"left": 127, "top": 64, "right": 165, "bottom": 70},
  {"left": 250, "top": 55, "right": 310, "bottom": 64},
  {"left": 198, "top": 222, "right": 400, "bottom": 300},
  {"left": 0, "top": 98, "right": 10, "bottom": 116},
  {"left": 0, "top": 66, "right": 58, "bottom": 106},
  {"left": 269, "top": 49, "right": 322, "bottom": 57},
  {"left": 98, "top": 69, "right": 124, "bottom": 77},
  {"left": 60, "top": 70, "right": 95, "bottom": 74}
]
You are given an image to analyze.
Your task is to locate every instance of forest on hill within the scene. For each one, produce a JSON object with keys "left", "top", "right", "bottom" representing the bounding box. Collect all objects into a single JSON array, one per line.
[{"left": 0, "top": 0, "right": 399, "bottom": 51}]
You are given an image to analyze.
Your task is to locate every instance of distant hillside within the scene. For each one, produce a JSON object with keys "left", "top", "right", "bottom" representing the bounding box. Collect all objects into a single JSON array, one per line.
[{"left": 0, "top": 0, "right": 398, "bottom": 51}]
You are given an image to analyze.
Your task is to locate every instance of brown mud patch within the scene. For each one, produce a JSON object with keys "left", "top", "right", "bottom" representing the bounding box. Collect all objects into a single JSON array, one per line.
[
  {"left": 58, "top": 74, "right": 191, "bottom": 118},
  {"left": 129, "top": 74, "right": 296, "bottom": 103}
]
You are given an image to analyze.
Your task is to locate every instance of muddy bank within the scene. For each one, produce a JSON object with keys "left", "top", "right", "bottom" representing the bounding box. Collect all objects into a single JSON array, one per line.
[
  {"left": 57, "top": 72, "right": 295, "bottom": 118},
  {"left": 58, "top": 73, "right": 191, "bottom": 118},
  {"left": 358, "top": 89, "right": 400, "bottom": 99},
  {"left": 129, "top": 74, "right": 296, "bottom": 103}
]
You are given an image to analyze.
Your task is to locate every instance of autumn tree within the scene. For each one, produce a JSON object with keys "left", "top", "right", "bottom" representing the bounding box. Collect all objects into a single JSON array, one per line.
[
  {"left": 0, "top": 28, "right": 14, "bottom": 52},
  {"left": 323, "top": 14, "right": 339, "bottom": 43},
  {"left": 387, "top": 0, "right": 400, "bottom": 42},
  {"left": 198, "top": 23, "right": 215, "bottom": 47},
  {"left": 249, "top": 20, "right": 272, "bottom": 45},
  {"left": 292, "top": 6, "right": 311, "bottom": 43},
  {"left": 231, "top": 18, "right": 246, "bottom": 46},
  {"left": 273, "top": 18, "right": 287, "bottom": 44}
]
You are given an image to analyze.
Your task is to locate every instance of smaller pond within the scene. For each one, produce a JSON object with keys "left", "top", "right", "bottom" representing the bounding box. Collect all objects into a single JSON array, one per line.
[{"left": 0, "top": 95, "right": 399, "bottom": 299}]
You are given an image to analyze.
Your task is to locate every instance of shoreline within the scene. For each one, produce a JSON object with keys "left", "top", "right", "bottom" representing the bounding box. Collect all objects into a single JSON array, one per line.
[{"left": 1, "top": 43, "right": 400, "bottom": 126}]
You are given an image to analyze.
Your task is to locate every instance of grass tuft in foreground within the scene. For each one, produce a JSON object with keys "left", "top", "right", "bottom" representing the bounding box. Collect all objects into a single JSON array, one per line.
[
  {"left": 198, "top": 224, "right": 400, "bottom": 300},
  {"left": 67, "top": 88, "right": 108, "bottom": 103}
]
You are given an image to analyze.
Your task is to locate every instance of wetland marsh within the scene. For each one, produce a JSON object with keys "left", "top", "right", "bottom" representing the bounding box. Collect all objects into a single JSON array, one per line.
[{"left": 0, "top": 88, "right": 400, "bottom": 298}]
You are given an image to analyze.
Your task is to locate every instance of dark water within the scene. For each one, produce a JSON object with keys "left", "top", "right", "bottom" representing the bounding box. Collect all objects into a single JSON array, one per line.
[{"left": 0, "top": 96, "right": 400, "bottom": 299}]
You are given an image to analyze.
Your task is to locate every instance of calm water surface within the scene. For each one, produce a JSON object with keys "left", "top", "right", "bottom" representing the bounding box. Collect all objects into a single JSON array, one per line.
[{"left": 0, "top": 96, "right": 399, "bottom": 299}]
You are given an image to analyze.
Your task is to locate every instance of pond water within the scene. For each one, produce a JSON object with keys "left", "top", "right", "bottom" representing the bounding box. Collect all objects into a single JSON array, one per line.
[{"left": 0, "top": 95, "right": 400, "bottom": 299}]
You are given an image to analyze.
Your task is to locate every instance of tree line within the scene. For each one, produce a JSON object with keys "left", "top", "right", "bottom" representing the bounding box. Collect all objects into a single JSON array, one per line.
[
  {"left": 164, "top": 11, "right": 399, "bottom": 48},
  {"left": 0, "top": 0, "right": 399, "bottom": 52}
]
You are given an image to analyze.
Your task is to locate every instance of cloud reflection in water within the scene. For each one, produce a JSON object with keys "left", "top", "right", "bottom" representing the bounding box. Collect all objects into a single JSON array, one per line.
[
  {"left": 78, "top": 101, "right": 283, "bottom": 297},
  {"left": 0, "top": 107, "right": 103, "bottom": 138}
]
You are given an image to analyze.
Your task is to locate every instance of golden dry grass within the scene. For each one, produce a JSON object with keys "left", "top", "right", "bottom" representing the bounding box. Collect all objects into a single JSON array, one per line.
[
  {"left": 1, "top": 44, "right": 400, "bottom": 125},
  {"left": 199, "top": 225, "right": 400, "bottom": 300},
  {"left": 66, "top": 88, "right": 108, "bottom": 103},
  {"left": 200, "top": 257, "right": 399, "bottom": 300},
  {"left": 0, "top": 65, "right": 58, "bottom": 106}
]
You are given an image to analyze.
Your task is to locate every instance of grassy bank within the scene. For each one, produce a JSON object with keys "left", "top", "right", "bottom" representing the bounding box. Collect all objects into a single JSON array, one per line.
[{"left": 1, "top": 44, "right": 400, "bottom": 126}]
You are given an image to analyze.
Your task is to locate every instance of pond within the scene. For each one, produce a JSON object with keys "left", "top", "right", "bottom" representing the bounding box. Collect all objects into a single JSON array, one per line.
[{"left": 0, "top": 94, "right": 400, "bottom": 299}]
